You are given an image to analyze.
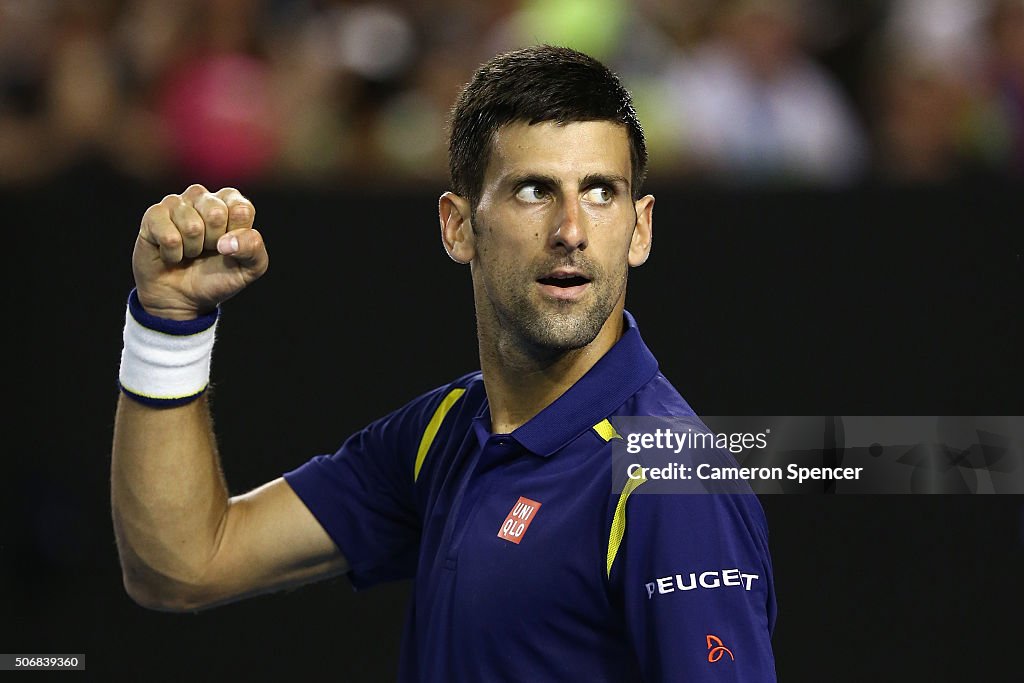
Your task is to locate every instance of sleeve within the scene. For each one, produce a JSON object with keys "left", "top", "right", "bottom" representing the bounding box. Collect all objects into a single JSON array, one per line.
[
  {"left": 282, "top": 386, "right": 452, "bottom": 590},
  {"left": 612, "top": 484, "right": 778, "bottom": 681}
]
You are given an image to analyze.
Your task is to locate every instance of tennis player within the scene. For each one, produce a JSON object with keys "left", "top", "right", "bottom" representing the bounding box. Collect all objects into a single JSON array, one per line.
[{"left": 112, "top": 45, "right": 777, "bottom": 681}]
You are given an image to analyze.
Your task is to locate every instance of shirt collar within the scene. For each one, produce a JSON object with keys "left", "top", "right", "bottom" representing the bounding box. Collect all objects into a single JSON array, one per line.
[{"left": 474, "top": 310, "right": 659, "bottom": 457}]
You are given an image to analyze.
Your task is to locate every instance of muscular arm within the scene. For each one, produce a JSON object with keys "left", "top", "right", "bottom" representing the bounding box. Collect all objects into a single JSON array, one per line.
[
  {"left": 112, "top": 394, "right": 348, "bottom": 611},
  {"left": 112, "top": 184, "right": 347, "bottom": 612}
]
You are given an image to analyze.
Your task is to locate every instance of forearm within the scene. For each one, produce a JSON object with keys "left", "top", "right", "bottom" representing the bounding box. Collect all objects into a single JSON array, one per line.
[
  {"left": 111, "top": 393, "right": 230, "bottom": 609},
  {"left": 110, "top": 185, "right": 335, "bottom": 611}
]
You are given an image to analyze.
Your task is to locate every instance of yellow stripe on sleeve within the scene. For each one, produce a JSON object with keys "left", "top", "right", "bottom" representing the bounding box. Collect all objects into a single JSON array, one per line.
[
  {"left": 593, "top": 418, "right": 621, "bottom": 441},
  {"left": 607, "top": 475, "right": 646, "bottom": 577},
  {"left": 413, "top": 388, "right": 466, "bottom": 482}
]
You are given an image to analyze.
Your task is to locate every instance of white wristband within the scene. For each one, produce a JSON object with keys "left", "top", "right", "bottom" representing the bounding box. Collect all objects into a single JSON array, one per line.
[{"left": 118, "top": 289, "right": 219, "bottom": 406}]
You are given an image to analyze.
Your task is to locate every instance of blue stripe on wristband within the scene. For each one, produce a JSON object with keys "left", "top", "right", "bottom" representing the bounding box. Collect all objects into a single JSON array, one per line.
[{"left": 127, "top": 288, "right": 218, "bottom": 335}]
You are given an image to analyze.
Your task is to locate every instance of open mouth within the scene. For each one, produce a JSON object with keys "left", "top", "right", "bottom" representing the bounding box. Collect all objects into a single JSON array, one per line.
[
  {"left": 536, "top": 269, "right": 592, "bottom": 301},
  {"left": 537, "top": 274, "right": 591, "bottom": 288}
]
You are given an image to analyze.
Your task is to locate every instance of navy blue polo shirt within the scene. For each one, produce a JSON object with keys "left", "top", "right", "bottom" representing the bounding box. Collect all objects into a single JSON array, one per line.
[{"left": 284, "top": 311, "right": 777, "bottom": 681}]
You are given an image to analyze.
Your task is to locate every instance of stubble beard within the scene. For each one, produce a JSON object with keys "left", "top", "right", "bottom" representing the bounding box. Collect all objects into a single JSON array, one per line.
[{"left": 489, "top": 258, "right": 627, "bottom": 354}]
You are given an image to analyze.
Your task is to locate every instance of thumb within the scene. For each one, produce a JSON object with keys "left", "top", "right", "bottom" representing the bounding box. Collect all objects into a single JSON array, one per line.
[{"left": 217, "top": 228, "right": 269, "bottom": 274}]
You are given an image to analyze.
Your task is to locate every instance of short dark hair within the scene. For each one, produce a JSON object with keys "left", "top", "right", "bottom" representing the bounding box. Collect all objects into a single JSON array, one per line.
[{"left": 447, "top": 45, "right": 648, "bottom": 208}]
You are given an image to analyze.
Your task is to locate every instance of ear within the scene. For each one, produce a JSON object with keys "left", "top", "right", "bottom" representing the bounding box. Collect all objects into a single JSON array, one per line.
[
  {"left": 439, "top": 192, "right": 475, "bottom": 264},
  {"left": 628, "top": 194, "right": 654, "bottom": 267}
]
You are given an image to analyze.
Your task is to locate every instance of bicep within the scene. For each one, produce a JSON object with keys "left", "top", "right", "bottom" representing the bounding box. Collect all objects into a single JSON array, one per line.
[
  {"left": 191, "top": 384, "right": 458, "bottom": 607},
  {"left": 197, "top": 477, "right": 348, "bottom": 609}
]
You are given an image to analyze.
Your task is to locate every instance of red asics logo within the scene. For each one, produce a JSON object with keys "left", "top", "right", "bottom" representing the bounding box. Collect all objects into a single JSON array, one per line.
[{"left": 706, "top": 635, "right": 735, "bottom": 663}]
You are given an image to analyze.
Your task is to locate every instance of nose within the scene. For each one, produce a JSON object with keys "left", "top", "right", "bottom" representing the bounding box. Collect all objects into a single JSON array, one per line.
[{"left": 550, "top": 198, "right": 588, "bottom": 254}]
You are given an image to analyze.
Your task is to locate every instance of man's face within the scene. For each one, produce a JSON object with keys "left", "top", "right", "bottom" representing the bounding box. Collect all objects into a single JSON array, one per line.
[{"left": 454, "top": 120, "right": 653, "bottom": 353}]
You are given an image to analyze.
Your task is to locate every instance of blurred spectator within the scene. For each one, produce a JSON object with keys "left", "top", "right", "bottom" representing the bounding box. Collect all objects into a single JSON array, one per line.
[
  {"left": 868, "top": 49, "right": 978, "bottom": 183},
  {"left": 260, "top": 5, "right": 357, "bottom": 184},
  {"left": 631, "top": 0, "right": 717, "bottom": 49},
  {"left": 371, "top": 48, "right": 470, "bottom": 182},
  {"left": 47, "top": 6, "right": 120, "bottom": 164},
  {"left": 659, "top": 0, "right": 869, "bottom": 186},
  {"left": 158, "top": 54, "right": 279, "bottom": 185},
  {"left": 0, "top": 0, "right": 1020, "bottom": 189},
  {"left": 154, "top": 0, "right": 280, "bottom": 185},
  {"left": 867, "top": 0, "right": 1003, "bottom": 183},
  {"left": 981, "top": 0, "right": 1024, "bottom": 175},
  {"left": 0, "top": 1, "right": 60, "bottom": 184}
]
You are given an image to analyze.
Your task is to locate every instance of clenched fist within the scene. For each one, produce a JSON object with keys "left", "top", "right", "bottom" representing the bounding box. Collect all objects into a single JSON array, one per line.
[{"left": 134, "top": 184, "right": 268, "bottom": 320}]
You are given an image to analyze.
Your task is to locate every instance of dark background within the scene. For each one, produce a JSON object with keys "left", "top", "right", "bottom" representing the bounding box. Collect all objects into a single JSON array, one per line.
[{"left": 3, "top": 169, "right": 1022, "bottom": 681}]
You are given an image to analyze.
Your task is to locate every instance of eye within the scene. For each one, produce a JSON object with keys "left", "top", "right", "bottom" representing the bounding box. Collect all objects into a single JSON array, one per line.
[
  {"left": 515, "top": 183, "right": 548, "bottom": 203},
  {"left": 583, "top": 186, "right": 613, "bottom": 205}
]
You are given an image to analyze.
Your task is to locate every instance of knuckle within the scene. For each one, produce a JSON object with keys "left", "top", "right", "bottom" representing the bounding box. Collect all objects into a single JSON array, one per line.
[
  {"left": 184, "top": 183, "right": 207, "bottom": 195},
  {"left": 230, "top": 203, "right": 252, "bottom": 221},
  {"left": 141, "top": 205, "right": 163, "bottom": 229},
  {"left": 160, "top": 193, "right": 180, "bottom": 207},
  {"left": 205, "top": 206, "right": 227, "bottom": 226},
  {"left": 181, "top": 221, "right": 204, "bottom": 238},
  {"left": 160, "top": 232, "right": 182, "bottom": 249}
]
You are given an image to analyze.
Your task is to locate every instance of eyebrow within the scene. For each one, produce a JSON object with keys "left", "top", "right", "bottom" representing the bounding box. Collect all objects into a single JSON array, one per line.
[
  {"left": 502, "top": 172, "right": 630, "bottom": 192},
  {"left": 580, "top": 173, "right": 630, "bottom": 191},
  {"left": 503, "top": 172, "right": 560, "bottom": 190}
]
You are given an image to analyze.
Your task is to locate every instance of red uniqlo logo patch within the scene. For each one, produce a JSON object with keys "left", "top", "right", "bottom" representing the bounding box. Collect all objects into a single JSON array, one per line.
[{"left": 497, "top": 496, "right": 542, "bottom": 544}]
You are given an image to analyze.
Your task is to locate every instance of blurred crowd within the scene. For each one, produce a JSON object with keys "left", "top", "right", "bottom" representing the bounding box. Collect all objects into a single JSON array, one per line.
[{"left": 1, "top": 0, "right": 1022, "bottom": 189}]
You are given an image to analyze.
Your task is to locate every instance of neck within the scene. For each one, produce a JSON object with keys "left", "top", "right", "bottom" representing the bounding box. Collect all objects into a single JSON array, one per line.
[{"left": 477, "top": 301, "right": 626, "bottom": 434}]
